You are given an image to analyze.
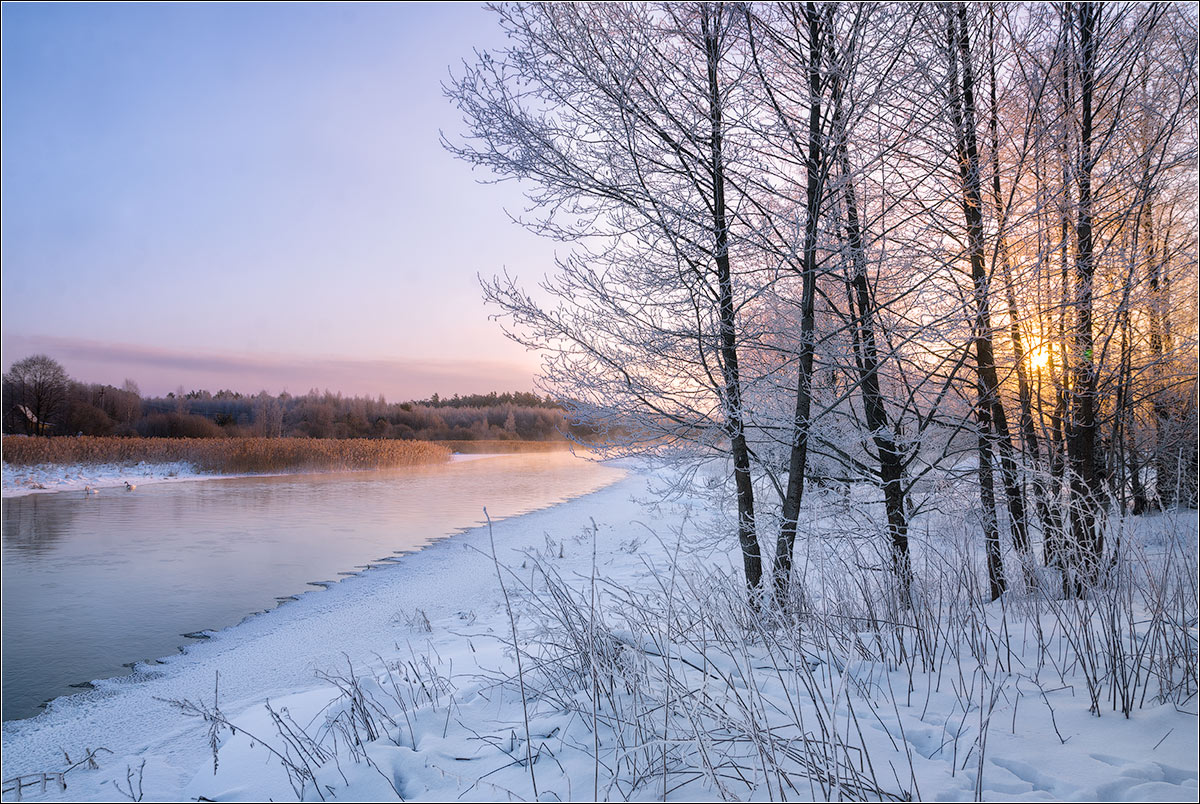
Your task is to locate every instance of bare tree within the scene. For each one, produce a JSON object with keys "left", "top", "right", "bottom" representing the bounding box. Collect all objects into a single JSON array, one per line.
[
  {"left": 4, "top": 354, "right": 70, "bottom": 436},
  {"left": 445, "top": 3, "right": 771, "bottom": 592},
  {"left": 741, "top": 1, "right": 831, "bottom": 603},
  {"left": 744, "top": 2, "right": 926, "bottom": 601}
]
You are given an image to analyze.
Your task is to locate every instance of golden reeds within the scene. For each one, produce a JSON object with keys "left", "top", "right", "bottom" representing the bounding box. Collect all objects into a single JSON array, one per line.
[{"left": 1, "top": 436, "right": 451, "bottom": 474}]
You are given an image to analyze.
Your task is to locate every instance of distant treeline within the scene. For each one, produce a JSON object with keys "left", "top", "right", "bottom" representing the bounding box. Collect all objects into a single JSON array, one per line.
[
  {"left": 415, "top": 391, "right": 561, "bottom": 409},
  {"left": 2, "top": 354, "right": 581, "bottom": 442}
]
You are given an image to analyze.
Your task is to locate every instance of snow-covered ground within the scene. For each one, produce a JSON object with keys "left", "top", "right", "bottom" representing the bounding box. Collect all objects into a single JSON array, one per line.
[
  {"left": 1, "top": 453, "right": 490, "bottom": 499},
  {"left": 2, "top": 461, "right": 216, "bottom": 498},
  {"left": 1, "top": 465, "right": 1197, "bottom": 802}
]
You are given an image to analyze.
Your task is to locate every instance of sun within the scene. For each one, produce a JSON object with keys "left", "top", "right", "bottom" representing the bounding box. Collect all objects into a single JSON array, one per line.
[{"left": 1028, "top": 344, "right": 1051, "bottom": 371}]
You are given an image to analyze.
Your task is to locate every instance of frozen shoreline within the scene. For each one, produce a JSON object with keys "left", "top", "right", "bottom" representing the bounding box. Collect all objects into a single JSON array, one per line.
[
  {"left": 1, "top": 454, "right": 496, "bottom": 499},
  {"left": 1, "top": 465, "right": 1196, "bottom": 802},
  {"left": 0, "top": 464, "right": 650, "bottom": 797},
  {"left": 2, "top": 460, "right": 247, "bottom": 498}
]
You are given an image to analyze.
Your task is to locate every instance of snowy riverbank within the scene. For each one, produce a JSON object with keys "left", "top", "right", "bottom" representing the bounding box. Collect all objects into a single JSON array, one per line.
[
  {"left": 2, "top": 461, "right": 217, "bottom": 498},
  {"left": 2, "top": 465, "right": 1197, "bottom": 802},
  {"left": 1, "top": 454, "right": 494, "bottom": 499}
]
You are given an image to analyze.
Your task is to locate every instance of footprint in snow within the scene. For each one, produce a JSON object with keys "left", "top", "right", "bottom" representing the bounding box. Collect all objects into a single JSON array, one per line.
[
  {"left": 989, "top": 756, "right": 1059, "bottom": 795},
  {"left": 1093, "top": 761, "right": 1197, "bottom": 801}
]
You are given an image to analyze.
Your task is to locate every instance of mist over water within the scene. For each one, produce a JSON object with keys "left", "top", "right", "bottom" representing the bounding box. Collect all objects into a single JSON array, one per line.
[{"left": 1, "top": 452, "right": 624, "bottom": 722}]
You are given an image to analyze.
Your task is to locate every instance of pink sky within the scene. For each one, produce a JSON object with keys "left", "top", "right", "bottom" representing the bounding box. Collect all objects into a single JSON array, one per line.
[
  {"left": 2, "top": 4, "right": 555, "bottom": 401},
  {"left": 3, "top": 334, "right": 542, "bottom": 401}
]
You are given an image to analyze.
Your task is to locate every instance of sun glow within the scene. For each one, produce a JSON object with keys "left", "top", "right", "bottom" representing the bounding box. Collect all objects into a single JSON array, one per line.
[{"left": 1028, "top": 344, "right": 1051, "bottom": 371}]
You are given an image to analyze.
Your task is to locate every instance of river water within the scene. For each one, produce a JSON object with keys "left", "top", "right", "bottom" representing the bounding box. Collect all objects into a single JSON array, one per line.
[{"left": 1, "top": 451, "right": 624, "bottom": 722}]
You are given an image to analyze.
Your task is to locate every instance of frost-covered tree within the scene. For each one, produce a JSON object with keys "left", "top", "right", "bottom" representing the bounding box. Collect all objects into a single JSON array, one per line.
[{"left": 445, "top": 3, "right": 774, "bottom": 592}]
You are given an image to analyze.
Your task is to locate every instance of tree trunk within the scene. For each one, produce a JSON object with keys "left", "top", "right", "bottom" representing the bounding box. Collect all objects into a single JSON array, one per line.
[
  {"left": 1141, "top": 199, "right": 1175, "bottom": 509},
  {"left": 775, "top": 2, "right": 823, "bottom": 604},
  {"left": 955, "top": 3, "right": 1032, "bottom": 561},
  {"left": 977, "top": 393, "right": 1007, "bottom": 601},
  {"left": 1067, "top": 1, "right": 1103, "bottom": 587},
  {"left": 704, "top": 10, "right": 763, "bottom": 593},
  {"left": 947, "top": 4, "right": 1023, "bottom": 596},
  {"left": 830, "top": 60, "right": 912, "bottom": 602},
  {"left": 1048, "top": 12, "right": 1075, "bottom": 595},
  {"left": 988, "top": 11, "right": 1054, "bottom": 566}
]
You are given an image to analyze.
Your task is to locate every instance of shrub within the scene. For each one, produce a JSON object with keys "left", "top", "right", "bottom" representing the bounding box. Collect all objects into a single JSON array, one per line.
[
  {"left": 139, "top": 413, "right": 225, "bottom": 439},
  {"left": 65, "top": 401, "right": 115, "bottom": 437}
]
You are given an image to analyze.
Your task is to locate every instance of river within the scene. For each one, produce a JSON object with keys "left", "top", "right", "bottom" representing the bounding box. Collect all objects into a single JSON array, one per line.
[{"left": 0, "top": 451, "right": 624, "bottom": 722}]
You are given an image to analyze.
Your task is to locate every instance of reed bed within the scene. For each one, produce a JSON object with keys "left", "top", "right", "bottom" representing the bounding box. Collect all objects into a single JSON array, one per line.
[{"left": 1, "top": 436, "right": 451, "bottom": 474}]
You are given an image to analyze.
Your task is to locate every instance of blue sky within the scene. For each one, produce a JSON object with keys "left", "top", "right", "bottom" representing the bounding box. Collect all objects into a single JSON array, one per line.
[{"left": 2, "top": 2, "right": 555, "bottom": 399}]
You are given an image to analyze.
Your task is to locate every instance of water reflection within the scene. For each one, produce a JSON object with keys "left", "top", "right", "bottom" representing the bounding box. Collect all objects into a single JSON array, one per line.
[
  {"left": 1, "top": 452, "right": 623, "bottom": 721},
  {"left": 2, "top": 494, "right": 80, "bottom": 553}
]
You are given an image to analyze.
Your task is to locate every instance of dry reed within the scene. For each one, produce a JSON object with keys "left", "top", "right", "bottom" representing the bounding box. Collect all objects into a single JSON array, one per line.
[{"left": 1, "top": 436, "right": 450, "bottom": 474}]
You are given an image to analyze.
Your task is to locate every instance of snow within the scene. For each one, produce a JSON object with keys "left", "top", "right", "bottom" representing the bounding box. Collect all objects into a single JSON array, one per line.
[
  {"left": 1, "top": 453, "right": 488, "bottom": 499},
  {"left": 1, "top": 464, "right": 1196, "bottom": 802},
  {"left": 2, "top": 461, "right": 216, "bottom": 498}
]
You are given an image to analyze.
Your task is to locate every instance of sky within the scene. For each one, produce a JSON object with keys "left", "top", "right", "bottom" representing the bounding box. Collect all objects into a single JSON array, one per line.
[{"left": 1, "top": 2, "right": 558, "bottom": 400}]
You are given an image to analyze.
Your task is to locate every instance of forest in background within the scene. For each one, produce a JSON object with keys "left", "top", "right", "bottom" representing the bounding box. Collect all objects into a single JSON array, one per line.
[{"left": 1, "top": 355, "right": 578, "bottom": 443}]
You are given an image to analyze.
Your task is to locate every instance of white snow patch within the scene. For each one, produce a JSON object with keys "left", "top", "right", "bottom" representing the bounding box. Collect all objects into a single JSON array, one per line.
[{"left": 1, "top": 461, "right": 222, "bottom": 498}]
